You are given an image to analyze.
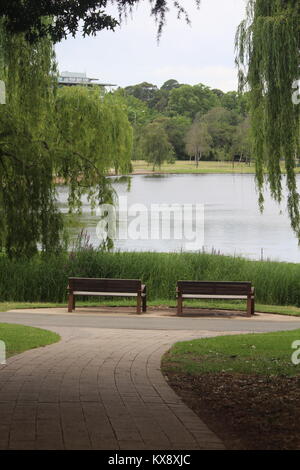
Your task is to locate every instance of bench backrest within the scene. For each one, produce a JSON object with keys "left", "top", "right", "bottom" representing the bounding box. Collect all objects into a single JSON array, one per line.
[
  {"left": 177, "top": 281, "right": 252, "bottom": 295},
  {"left": 68, "top": 277, "right": 142, "bottom": 293}
]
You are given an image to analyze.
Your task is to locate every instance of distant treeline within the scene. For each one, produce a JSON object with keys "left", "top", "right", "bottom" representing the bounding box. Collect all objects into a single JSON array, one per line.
[{"left": 114, "top": 80, "right": 251, "bottom": 166}]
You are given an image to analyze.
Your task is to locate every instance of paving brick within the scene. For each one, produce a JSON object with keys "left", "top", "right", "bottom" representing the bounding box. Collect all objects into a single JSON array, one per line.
[{"left": 0, "top": 323, "right": 226, "bottom": 450}]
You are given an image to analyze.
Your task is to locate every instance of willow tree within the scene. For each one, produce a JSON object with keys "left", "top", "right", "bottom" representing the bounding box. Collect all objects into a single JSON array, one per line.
[
  {"left": 140, "top": 122, "right": 174, "bottom": 170},
  {"left": 236, "top": 0, "right": 300, "bottom": 237},
  {"left": 55, "top": 86, "right": 133, "bottom": 210},
  {"left": 0, "top": 24, "right": 132, "bottom": 257},
  {"left": 0, "top": 21, "right": 62, "bottom": 258}
]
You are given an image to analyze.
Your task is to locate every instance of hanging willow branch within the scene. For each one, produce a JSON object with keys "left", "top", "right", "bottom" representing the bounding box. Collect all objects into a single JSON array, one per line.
[
  {"left": 0, "top": 22, "right": 132, "bottom": 257},
  {"left": 236, "top": 0, "right": 300, "bottom": 237}
]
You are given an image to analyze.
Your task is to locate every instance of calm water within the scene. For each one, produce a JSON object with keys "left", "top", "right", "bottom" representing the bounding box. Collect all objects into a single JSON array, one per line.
[{"left": 57, "top": 174, "right": 300, "bottom": 263}]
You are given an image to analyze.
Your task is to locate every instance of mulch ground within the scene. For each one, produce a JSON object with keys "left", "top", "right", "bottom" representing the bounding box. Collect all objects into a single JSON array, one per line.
[{"left": 164, "top": 371, "right": 300, "bottom": 450}]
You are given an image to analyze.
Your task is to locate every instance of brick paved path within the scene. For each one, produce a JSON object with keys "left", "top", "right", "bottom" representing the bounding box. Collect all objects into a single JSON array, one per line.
[{"left": 0, "top": 327, "right": 226, "bottom": 450}]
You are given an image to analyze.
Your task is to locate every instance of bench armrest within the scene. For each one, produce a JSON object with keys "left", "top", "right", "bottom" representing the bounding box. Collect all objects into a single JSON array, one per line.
[
  {"left": 141, "top": 284, "right": 147, "bottom": 293},
  {"left": 251, "top": 287, "right": 255, "bottom": 295}
]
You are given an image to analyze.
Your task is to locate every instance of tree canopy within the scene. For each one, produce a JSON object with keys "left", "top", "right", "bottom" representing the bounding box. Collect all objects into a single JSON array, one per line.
[
  {"left": 0, "top": 0, "right": 200, "bottom": 43},
  {"left": 120, "top": 79, "right": 249, "bottom": 162},
  {"left": 167, "top": 84, "right": 219, "bottom": 120}
]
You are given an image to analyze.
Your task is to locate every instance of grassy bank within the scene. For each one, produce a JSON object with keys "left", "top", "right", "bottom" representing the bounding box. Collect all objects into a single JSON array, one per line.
[
  {"left": 130, "top": 160, "right": 300, "bottom": 175},
  {"left": 162, "top": 329, "right": 300, "bottom": 377},
  {"left": 0, "top": 323, "right": 60, "bottom": 358},
  {"left": 162, "top": 331, "right": 300, "bottom": 450},
  {"left": 131, "top": 160, "right": 255, "bottom": 174},
  {"left": 0, "top": 251, "right": 299, "bottom": 307}
]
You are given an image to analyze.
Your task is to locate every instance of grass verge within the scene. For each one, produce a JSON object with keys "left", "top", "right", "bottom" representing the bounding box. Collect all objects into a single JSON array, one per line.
[
  {"left": 162, "top": 329, "right": 300, "bottom": 376},
  {"left": 0, "top": 323, "right": 60, "bottom": 358},
  {"left": 162, "top": 330, "right": 300, "bottom": 450}
]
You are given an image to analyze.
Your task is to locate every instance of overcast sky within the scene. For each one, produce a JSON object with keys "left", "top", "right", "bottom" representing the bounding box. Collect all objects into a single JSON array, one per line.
[{"left": 55, "top": 0, "right": 248, "bottom": 92}]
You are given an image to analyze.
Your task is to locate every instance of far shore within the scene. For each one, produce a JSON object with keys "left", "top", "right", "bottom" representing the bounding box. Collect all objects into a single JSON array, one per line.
[{"left": 54, "top": 160, "right": 299, "bottom": 183}]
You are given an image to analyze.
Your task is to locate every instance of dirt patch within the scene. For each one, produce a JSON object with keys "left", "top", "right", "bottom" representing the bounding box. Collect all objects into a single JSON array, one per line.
[{"left": 164, "top": 371, "right": 300, "bottom": 450}]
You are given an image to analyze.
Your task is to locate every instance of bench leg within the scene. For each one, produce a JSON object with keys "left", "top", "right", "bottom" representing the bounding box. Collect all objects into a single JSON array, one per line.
[
  {"left": 177, "top": 295, "right": 183, "bottom": 316},
  {"left": 68, "top": 293, "right": 74, "bottom": 313},
  {"left": 142, "top": 295, "right": 147, "bottom": 313},
  {"left": 137, "top": 295, "right": 142, "bottom": 314},
  {"left": 247, "top": 296, "right": 252, "bottom": 317},
  {"left": 251, "top": 296, "right": 255, "bottom": 315}
]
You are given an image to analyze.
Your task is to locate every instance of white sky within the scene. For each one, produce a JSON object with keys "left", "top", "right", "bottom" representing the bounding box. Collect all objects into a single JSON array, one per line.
[{"left": 55, "top": 0, "right": 248, "bottom": 92}]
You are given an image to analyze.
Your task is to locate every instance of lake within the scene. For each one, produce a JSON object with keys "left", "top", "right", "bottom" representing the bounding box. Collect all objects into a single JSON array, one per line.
[{"left": 57, "top": 173, "right": 300, "bottom": 263}]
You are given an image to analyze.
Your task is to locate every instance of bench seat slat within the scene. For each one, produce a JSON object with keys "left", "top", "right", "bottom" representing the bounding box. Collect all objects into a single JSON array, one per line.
[
  {"left": 181, "top": 294, "right": 250, "bottom": 299},
  {"left": 68, "top": 277, "right": 147, "bottom": 314},
  {"left": 177, "top": 281, "right": 252, "bottom": 296},
  {"left": 177, "top": 280, "right": 255, "bottom": 317},
  {"left": 69, "top": 278, "right": 142, "bottom": 293},
  {"left": 73, "top": 291, "right": 145, "bottom": 297}
]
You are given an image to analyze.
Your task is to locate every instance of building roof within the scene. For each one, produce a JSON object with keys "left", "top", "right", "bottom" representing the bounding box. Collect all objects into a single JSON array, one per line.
[{"left": 58, "top": 71, "right": 116, "bottom": 87}]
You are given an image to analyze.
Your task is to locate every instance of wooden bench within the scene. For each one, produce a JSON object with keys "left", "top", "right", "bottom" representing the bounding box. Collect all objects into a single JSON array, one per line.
[
  {"left": 176, "top": 281, "right": 255, "bottom": 317},
  {"left": 67, "top": 277, "right": 147, "bottom": 314}
]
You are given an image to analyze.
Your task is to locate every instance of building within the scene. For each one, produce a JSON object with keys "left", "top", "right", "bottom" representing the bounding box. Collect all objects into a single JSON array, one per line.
[{"left": 58, "top": 71, "right": 116, "bottom": 90}]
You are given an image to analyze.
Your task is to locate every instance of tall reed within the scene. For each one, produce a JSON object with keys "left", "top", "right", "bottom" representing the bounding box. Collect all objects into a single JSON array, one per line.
[{"left": 0, "top": 251, "right": 299, "bottom": 306}]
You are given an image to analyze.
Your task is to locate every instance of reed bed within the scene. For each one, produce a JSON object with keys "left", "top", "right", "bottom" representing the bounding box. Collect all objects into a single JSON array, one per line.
[{"left": 0, "top": 251, "right": 299, "bottom": 306}]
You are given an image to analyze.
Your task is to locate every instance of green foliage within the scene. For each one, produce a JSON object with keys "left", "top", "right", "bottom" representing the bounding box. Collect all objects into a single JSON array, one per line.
[
  {"left": 201, "top": 107, "right": 240, "bottom": 160},
  {"left": 150, "top": 115, "right": 191, "bottom": 160},
  {"left": 167, "top": 84, "right": 220, "bottom": 119},
  {"left": 236, "top": 0, "right": 300, "bottom": 237},
  {"left": 124, "top": 82, "right": 159, "bottom": 103},
  {"left": 0, "top": 251, "right": 300, "bottom": 307},
  {"left": 0, "top": 1, "right": 201, "bottom": 43},
  {"left": 232, "top": 117, "right": 252, "bottom": 160},
  {"left": 117, "top": 81, "right": 249, "bottom": 162},
  {"left": 220, "top": 90, "right": 249, "bottom": 116},
  {"left": 185, "top": 121, "right": 212, "bottom": 165},
  {"left": 55, "top": 87, "right": 133, "bottom": 209},
  {"left": 0, "top": 22, "right": 63, "bottom": 258},
  {"left": 0, "top": 26, "right": 132, "bottom": 257},
  {"left": 161, "top": 79, "right": 181, "bottom": 91},
  {"left": 139, "top": 121, "right": 175, "bottom": 169}
]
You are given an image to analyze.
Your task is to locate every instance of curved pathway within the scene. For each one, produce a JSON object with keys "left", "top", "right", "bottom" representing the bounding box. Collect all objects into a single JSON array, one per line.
[{"left": 0, "top": 309, "right": 299, "bottom": 450}]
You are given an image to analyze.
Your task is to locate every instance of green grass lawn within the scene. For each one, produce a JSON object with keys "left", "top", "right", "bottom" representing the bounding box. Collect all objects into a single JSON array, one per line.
[
  {"left": 0, "top": 323, "right": 60, "bottom": 358},
  {"left": 1, "top": 300, "right": 300, "bottom": 316},
  {"left": 131, "top": 160, "right": 300, "bottom": 175},
  {"left": 132, "top": 160, "right": 255, "bottom": 174},
  {"left": 162, "top": 329, "right": 300, "bottom": 377}
]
